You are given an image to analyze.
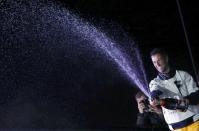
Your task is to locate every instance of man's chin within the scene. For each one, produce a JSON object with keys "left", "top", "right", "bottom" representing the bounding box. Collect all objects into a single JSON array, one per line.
[{"left": 158, "top": 69, "right": 164, "bottom": 73}]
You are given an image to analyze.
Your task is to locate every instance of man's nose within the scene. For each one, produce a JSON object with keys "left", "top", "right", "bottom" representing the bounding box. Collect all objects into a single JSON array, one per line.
[{"left": 156, "top": 62, "right": 161, "bottom": 67}]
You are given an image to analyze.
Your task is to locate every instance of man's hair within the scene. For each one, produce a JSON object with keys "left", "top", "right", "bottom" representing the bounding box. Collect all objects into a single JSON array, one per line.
[
  {"left": 135, "top": 91, "right": 145, "bottom": 100},
  {"left": 150, "top": 48, "right": 168, "bottom": 57}
]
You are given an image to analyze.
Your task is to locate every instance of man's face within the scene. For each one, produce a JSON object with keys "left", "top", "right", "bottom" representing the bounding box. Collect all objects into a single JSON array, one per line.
[
  {"left": 151, "top": 53, "right": 169, "bottom": 73},
  {"left": 136, "top": 95, "right": 147, "bottom": 104}
]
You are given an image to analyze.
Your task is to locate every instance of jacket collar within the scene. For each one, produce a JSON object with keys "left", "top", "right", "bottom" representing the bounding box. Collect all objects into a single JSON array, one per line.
[{"left": 158, "top": 68, "right": 176, "bottom": 80}]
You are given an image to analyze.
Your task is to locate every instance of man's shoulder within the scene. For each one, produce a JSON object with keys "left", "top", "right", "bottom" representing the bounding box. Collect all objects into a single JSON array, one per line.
[
  {"left": 149, "top": 77, "right": 163, "bottom": 88},
  {"left": 176, "top": 69, "right": 187, "bottom": 73},
  {"left": 176, "top": 70, "right": 190, "bottom": 77},
  {"left": 150, "top": 77, "right": 161, "bottom": 83}
]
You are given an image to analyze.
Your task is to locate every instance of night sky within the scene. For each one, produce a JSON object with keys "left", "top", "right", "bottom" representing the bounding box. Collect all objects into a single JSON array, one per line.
[
  {"left": 0, "top": 0, "right": 199, "bottom": 130},
  {"left": 62, "top": 0, "right": 199, "bottom": 76},
  {"left": 69, "top": 1, "right": 198, "bottom": 66}
]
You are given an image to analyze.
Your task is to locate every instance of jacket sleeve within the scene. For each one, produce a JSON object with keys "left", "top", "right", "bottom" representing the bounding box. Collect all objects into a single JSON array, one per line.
[
  {"left": 149, "top": 79, "right": 159, "bottom": 92},
  {"left": 183, "top": 71, "right": 199, "bottom": 105},
  {"left": 149, "top": 79, "right": 164, "bottom": 99},
  {"left": 183, "top": 71, "right": 199, "bottom": 94}
]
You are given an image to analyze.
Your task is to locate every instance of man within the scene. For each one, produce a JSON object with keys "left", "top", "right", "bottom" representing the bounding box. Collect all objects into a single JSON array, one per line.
[
  {"left": 135, "top": 91, "right": 168, "bottom": 130},
  {"left": 149, "top": 48, "right": 199, "bottom": 131}
]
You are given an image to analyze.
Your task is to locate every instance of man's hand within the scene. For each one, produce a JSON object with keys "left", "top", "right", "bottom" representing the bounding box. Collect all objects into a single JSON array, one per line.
[
  {"left": 176, "top": 98, "right": 189, "bottom": 112},
  {"left": 149, "top": 98, "right": 159, "bottom": 107},
  {"left": 150, "top": 98, "right": 189, "bottom": 112},
  {"left": 138, "top": 101, "right": 147, "bottom": 113}
]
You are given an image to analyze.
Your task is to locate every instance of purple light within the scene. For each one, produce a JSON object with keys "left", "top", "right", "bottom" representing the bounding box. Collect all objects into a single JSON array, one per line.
[
  {"left": 60, "top": 11, "right": 150, "bottom": 97},
  {"left": 1, "top": 0, "right": 150, "bottom": 97}
]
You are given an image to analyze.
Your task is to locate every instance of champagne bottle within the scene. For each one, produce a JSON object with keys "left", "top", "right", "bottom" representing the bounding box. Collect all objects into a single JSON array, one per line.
[{"left": 159, "top": 98, "right": 188, "bottom": 111}]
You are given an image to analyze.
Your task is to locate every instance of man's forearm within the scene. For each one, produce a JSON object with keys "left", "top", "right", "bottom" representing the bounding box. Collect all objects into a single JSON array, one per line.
[{"left": 185, "top": 90, "right": 199, "bottom": 105}]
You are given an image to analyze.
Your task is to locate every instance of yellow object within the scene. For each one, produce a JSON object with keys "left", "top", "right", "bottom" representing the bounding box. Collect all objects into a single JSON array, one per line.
[{"left": 174, "top": 120, "right": 199, "bottom": 131}]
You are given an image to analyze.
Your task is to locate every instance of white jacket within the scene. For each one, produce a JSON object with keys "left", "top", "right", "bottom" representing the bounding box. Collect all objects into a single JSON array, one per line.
[{"left": 149, "top": 70, "right": 199, "bottom": 124}]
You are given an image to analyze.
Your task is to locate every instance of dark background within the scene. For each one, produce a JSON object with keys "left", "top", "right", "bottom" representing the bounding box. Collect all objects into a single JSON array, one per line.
[
  {"left": 0, "top": 0, "right": 199, "bottom": 130},
  {"left": 61, "top": 0, "right": 199, "bottom": 77}
]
